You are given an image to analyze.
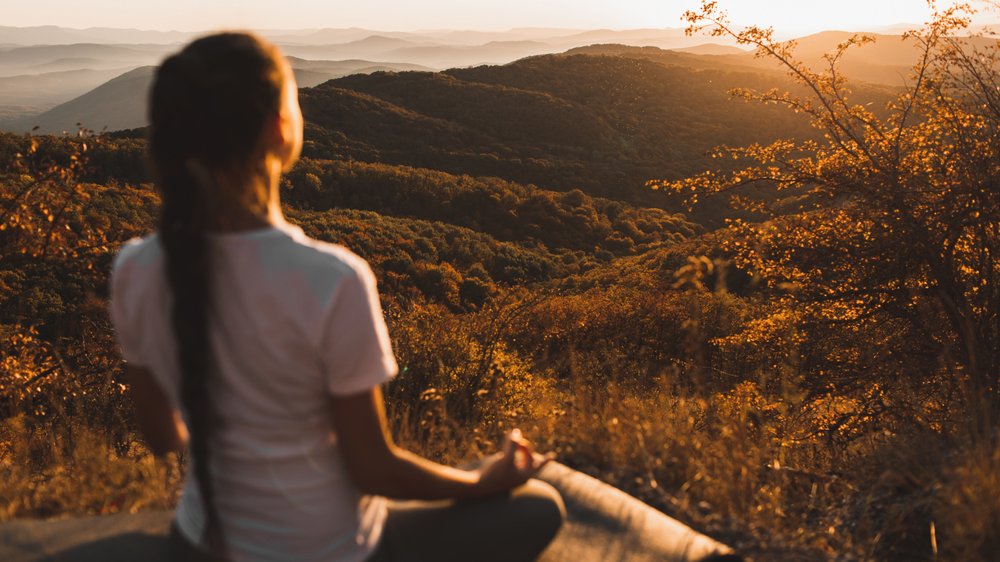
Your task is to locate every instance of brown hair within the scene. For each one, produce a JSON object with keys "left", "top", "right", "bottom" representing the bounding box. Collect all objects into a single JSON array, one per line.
[{"left": 148, "top": 32, "right": 285, "bottom": 557}]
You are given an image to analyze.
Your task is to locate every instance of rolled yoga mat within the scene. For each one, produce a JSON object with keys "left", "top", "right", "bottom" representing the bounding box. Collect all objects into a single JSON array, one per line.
[
  {"left": 0, "top": 462, "right": 740, "bottom": 562},
  {"left": 536, "top": 462, "right": 740, "bottom": 562}
]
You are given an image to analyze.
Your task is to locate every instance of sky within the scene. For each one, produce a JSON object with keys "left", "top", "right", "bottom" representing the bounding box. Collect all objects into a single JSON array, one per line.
[{"left": 4, "top": 1, "right": 997, "bottom": 35}]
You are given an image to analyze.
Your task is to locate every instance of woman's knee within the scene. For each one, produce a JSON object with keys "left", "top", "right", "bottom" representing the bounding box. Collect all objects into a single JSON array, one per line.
[{"left": 512, "top": 479, "right": 566, "bottom": 542}]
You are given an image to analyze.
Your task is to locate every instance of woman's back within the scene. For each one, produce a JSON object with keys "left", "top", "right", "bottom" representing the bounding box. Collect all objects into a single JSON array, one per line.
[
  {"left": 111, "top": 221, "right": 396, "bottom": 561},
  {"left": 117, "top": 30, "right": 561, "bottom": 562}
]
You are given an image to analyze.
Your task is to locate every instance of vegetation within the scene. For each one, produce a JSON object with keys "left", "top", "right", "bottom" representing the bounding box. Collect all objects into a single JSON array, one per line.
[
  {"left": 2, "top": 3, "right": 1000, "bottom": 561},
  {"left": 300, "top": 53, "right": 821, "bottom": 208}
]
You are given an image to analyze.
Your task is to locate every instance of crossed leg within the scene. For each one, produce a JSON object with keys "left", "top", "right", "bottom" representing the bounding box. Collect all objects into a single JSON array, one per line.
[{"left": 366, "top": 479, "right": 565, "bottom": 562}]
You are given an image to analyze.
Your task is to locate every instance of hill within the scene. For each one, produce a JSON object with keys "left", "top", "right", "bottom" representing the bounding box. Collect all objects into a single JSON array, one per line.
[
  {"left": 2, "top": 66, "right": 154, "bottom": 133},
  {"left": 6, "top": 46, "right": 893, "bottom": 224},
  {"left": 283, "top": 158, "right": 697, "bottom": 256},
  {"left": 0, "top": 25, "right": 752, "bottom": 120},
  {"left": 671, "top": 43, "right": 749, "bottom": 55},
  {"left": 0, "top": 26, "right": 935, "bottom": 124},
  {"left": 707, "top": 30, "right": 1000, "bottom": 86},
  {"left": 0, "top": 25, "right": 192, "bottom": 45},
  {"left": 0, "top": 59, "right": 435, "bottom": 133},
  {"left": 299, "top": 51, "right": 818, "bottom": 209},
  {"left": 0, "top": 43, "right": 168, "bottom": 75},
  {"left": 0, "top": 67, "right": 131, "bottom": 114}
]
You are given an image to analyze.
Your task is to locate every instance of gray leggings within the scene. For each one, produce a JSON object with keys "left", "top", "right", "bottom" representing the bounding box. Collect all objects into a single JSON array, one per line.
[
  {"left": 169, "top": 479, "right": 565, "bottom": 562},
  {"left": 367, "top": 479, "right": 565, "bottom": 562}
]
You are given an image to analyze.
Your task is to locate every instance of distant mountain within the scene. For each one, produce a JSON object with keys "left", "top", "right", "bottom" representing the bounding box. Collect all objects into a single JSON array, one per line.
[
  {"left": 380, "top": 40, "right": 560, "bottom": 68},
  {"left": 561, "top": 44, "right": 753, "bottom": 72},
  {"left": 0, "top": 26, "right": 746, "bottom": 93},
  {"left": 287, "top": 56, "right": 431, "bottom": 73},
  {"left": 22, "top": 57, "right": 139, "bottom": 73},
  {"left": 865, "top": 23, "right": 924, "bottom": 35},
  {"left": 0, "top": 67, "right": 132, "bottom": 110},
  {"left": 280, "top": 36, "right": 429, "bottom": 60},
  {"left": 0, "top": 59, "right": 438, "bottom": 133},
  {"left": 268, "top": 28, "right": 395, "bottom": 45},
  {"left": 2, "top": 66, "right": 154, "bottom": 133},
  {"left": 558, "top": 28, "right": 692, "bottom": 46},
  {"left": 345, "top": 35, "right": 422, "bottom": 49},
  {"left": 0, "top": 26, "right": 191, "bottom": 45},
  {"left": 293, "top": 69, "right": 339, "bottom": 89},
  {"left": 413, "top": 28, "right": 586, "bottom": 44},
  {"left": 0, "top": 26, "right": 939, "bottom": 134},
  {"left": 723, "top": 31, "right": 1000, "bottom": 87},
  {"left": 288, "top": 57, "right": 433, "bottom": 87},
  {"left": 787, "top": 31, "right": 920, "bottom": 66},
  {"left": 671, "top": 43, "right": 749, "bottom": 56},
  {"left": 0, "top": 44, "right": 169, "bottom": 75}
]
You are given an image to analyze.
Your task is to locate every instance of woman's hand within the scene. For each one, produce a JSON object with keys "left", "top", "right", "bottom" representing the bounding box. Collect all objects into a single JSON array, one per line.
[
  {"left": 475, "top": 429, "right": 554, "bottom": 496},
  {"left": 331, "top": 389, "right": 550, "bottom": 500}
]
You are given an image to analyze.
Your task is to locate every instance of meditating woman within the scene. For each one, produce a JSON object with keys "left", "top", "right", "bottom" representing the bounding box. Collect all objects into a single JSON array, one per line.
[{"left": 109, "top": 31, "right": 564, "bottom": 562}]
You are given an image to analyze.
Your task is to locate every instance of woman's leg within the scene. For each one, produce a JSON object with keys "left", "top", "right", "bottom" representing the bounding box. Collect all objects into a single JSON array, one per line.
[
  {"left": 168, "top": 522, "right": 223, "bottom": 562},
  {"left": 368, "top": 479, "right": 565, "bottom": 562}
]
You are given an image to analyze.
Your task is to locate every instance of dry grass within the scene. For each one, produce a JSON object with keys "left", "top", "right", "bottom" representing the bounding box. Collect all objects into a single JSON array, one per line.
[
  {"left": 0, "top": 415, "right": 180, "bottom": 521},
  {"left": 1, "top": 374, "right": 994, "bottom": 562},
  {"left": 0, "top": 299, "right": 996, "bottom": 562}
]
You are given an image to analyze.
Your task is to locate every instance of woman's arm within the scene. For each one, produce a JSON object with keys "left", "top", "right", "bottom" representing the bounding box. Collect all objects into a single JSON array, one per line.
[
  {"left": 126, "top": 365, "right": 188, "bottom": 456},
  {"left": 329, "top": 386, "right": 551, "bottom": 500}
]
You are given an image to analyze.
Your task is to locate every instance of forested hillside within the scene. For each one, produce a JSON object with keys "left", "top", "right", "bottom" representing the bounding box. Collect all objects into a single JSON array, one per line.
[{"left": 302, "top": 53, "right": 819, "bottom": 204}]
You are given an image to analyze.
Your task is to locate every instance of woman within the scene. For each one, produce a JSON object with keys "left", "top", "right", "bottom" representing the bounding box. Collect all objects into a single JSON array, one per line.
[{"left": 110, "top": 32, "right": 564, "bottom": 562}]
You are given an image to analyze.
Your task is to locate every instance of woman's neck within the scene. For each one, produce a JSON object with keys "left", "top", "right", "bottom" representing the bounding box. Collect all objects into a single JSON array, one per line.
[
  {"left": 205, "top": 158, "right": 285, "bottom": 233},
  {"left": 207, "top": 203, "right": 283, "bottom": 232}
]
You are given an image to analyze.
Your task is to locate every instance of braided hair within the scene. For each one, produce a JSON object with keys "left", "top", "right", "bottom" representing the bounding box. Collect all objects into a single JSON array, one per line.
[{"left": 148, "top": 32, "right": 285, "bottom": 557}]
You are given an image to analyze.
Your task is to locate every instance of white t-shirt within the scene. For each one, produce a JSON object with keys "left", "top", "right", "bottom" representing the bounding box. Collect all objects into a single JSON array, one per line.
[{"left": 109, "top": 220, "right": 398, "bottom": 562}]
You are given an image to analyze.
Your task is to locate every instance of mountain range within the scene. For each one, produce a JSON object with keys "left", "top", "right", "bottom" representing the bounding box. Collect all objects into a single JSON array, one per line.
[
  {"left": 1, "top": 24, "right": 991, "bottom": 135},
  {"left": 0, "top": 25, "right": 750, "bottom": 125}
]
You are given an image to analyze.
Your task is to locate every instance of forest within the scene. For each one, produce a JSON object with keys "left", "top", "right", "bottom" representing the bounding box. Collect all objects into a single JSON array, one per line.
[{"left": 1, "top": 3, "right": 1000, "bottom": 561}]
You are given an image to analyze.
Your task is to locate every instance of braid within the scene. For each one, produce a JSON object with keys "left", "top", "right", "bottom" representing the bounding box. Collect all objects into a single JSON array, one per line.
[
  {"left": 149, "top": 33, "right": 284, "bottom": 558},
  {"left": 162, "top": 159, "right": 221, "bottom": 554}
]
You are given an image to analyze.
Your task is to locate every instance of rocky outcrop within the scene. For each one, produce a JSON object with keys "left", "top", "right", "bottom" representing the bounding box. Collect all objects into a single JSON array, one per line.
[{"left": 0, "top": 462, "right": 739, "bottom": 562}]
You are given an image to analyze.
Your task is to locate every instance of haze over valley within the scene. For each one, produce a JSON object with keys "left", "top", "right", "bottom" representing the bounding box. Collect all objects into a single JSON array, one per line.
[{"left": 0, "top": 22, "right": 973, "bottom": 133}]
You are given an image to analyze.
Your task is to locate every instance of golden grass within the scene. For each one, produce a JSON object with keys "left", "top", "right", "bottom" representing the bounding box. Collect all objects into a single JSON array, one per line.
[{"left": 0, "top": 415, "right": 180, "bottom": 521}]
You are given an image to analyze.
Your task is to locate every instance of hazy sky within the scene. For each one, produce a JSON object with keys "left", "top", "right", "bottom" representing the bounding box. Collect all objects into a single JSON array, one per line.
[{"left": 5, "top": 1, "right": 996, "bottom": 34}]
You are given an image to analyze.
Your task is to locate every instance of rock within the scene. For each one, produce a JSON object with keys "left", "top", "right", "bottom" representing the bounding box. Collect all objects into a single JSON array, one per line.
[
  {"left": 0, "top": 510, "right": 171, "bottom": 562},
  {"left": 0, "top": 463, "right": 740, "bottom": 562}
]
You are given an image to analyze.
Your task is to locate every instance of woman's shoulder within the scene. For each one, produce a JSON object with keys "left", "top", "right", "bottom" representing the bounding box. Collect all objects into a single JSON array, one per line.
[
  {"left": 108, "top": 234, "right": 165, "bottom": 321},
  {"left": 245, "top": 223, "right": 379, "bottom": 312},
  {"left": 274, "top": 223, "right": 374, "bottom": 282},
  {"left": 111, "top": 233, "right": 162, "bottom": 276}
]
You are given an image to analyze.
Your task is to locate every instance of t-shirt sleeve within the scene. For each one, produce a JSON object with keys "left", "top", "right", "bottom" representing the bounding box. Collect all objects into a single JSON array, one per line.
[
  {"left": 319, "top": 260, "right": 399, "bottom": 396},
  {"left": 108, "top": 241, "right": 149, "bottom": 366}
]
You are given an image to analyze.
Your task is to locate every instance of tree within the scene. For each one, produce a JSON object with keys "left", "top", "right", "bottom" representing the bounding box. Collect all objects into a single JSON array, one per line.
[
  {"left": 658, "top": 2, "right": 1000, "bottom": 432},
  {"left": 0, "top": 131, "right": 148, "bottom": 420}
]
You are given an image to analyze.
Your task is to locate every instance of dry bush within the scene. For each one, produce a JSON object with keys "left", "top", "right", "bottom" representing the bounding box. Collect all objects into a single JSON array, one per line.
[
  {"left": 933, "top": 439, "right": 1000, "bottom": 561},
  {"left": 0, "top": 415, "right": 180, "bottom": 521}
]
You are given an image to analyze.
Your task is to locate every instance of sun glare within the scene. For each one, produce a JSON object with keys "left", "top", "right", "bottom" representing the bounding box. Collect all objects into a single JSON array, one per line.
[{"left": 714, "top": 0, "right": 937, "bottom": 34}]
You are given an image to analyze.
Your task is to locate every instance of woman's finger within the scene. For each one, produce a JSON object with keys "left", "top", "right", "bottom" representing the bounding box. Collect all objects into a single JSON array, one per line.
[
  {"left": 503, "top": 429, "right": 521, "bottom": 458},
  {"left": 533, "top": 452, "right": 555, "bottom": 470},
  {"left": 510, "top": 442, "right": 529, "bottom": 470}
]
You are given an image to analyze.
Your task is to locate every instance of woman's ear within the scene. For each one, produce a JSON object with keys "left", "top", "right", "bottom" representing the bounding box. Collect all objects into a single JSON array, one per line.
[
  {"left": 273, "top": 78, "right": 304, "bottom": 171},
  {"left": 265, "top": 107, "right": 300, "bottom": 171},
  {"left": 267, "top": 111, "right": 289, "bottom": 152}
]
